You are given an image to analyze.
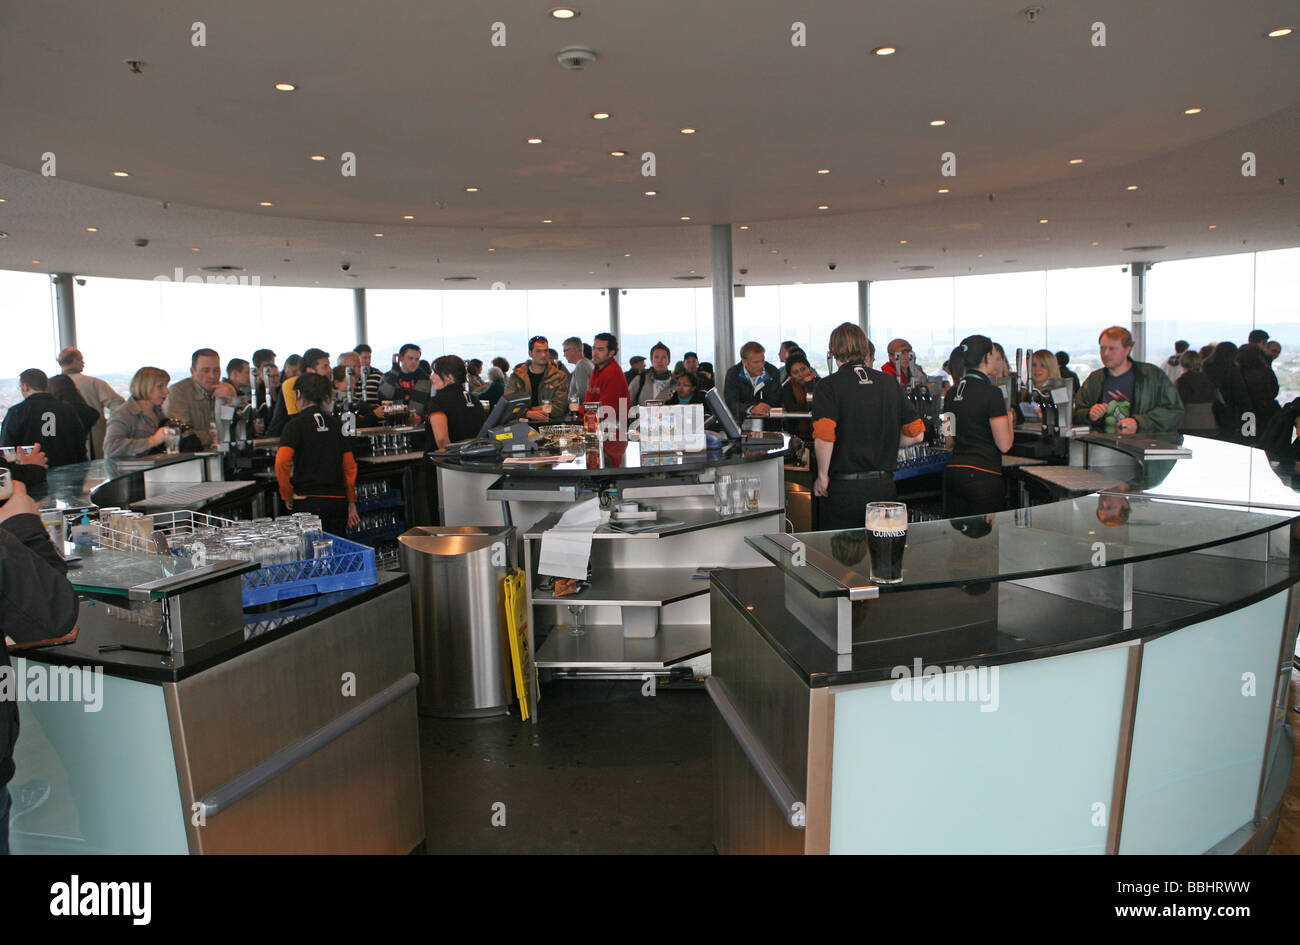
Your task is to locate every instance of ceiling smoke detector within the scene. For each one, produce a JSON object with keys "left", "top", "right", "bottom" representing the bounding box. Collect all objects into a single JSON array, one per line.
[{"left": 557, "top": 46, "right": 597, "bottom": 70}]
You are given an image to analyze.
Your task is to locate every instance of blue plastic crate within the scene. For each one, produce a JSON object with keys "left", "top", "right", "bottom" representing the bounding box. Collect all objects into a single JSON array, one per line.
[{"left": 240, "top": 532, "right": 378, "bottom": 606}]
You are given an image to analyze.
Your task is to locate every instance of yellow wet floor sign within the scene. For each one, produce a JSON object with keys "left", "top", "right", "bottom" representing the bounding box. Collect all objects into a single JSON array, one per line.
[{"left": 503, "top": 569, "right": 536, "bottom": 721}]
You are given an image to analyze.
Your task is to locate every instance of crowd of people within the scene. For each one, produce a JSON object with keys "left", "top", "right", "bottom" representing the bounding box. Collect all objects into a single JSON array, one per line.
[{"left": 5, "top": 324, "right": 1297, "bottom": 531}]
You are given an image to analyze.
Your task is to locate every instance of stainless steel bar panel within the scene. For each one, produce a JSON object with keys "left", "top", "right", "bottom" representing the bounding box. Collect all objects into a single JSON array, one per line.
[
  {"left": 198, "top": 672, "right": 420, "bottom": 817},
  {"left": 705, "top": 676, "right": 805, "bottom": 829}
]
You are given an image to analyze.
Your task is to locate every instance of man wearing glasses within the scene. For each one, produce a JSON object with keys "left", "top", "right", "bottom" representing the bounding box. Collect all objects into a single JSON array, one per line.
[{"left": 504, "top": 335, "right": 570, "bottom": 422}]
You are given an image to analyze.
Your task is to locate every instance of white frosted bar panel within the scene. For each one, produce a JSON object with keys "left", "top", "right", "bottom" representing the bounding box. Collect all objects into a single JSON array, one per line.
[
  {"left": 10, "top": 663, "right": 188, "bottom": 854},
  {"left": 829, "top": 646, "right": 1128, "bottom": 854},
  {"left": 1119, "top": 591, "right": 1285, "bottom": 855}
]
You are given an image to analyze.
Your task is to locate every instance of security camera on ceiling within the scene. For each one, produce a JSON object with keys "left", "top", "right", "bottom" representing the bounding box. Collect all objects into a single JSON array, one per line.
[
  {"left": 339, "top": 262, "right": 352, "bottom": 272},
  {"left": 557, "top": 46, "right": 597, "bottom": 70}
]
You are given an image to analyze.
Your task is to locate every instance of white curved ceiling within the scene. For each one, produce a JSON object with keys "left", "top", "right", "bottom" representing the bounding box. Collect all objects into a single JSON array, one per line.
[{"left": 0, "top": 0, "right": 1297, "bottom": 289}]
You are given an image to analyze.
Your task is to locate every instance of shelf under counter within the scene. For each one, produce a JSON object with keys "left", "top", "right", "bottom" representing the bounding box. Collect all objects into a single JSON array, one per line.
[
  {"left": 532, "top": 567, "right": 710, "bottom": 607},
  {"left": 535, "top": 623, "right": 710, "bottom": 670}
]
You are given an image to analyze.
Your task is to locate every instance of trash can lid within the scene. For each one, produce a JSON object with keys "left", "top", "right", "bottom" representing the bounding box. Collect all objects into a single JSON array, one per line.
[{"left": 398, "top": 525, "right": 513, "bottom": 556}]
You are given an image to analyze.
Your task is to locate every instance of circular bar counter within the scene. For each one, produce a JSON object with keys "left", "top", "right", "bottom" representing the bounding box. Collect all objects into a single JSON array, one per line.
[
  {"left": 431, "top": 435, "right": 797, "bottom": 686},
  {"left": 708, "top": 433, "right": 1300, "bottom": 854}
]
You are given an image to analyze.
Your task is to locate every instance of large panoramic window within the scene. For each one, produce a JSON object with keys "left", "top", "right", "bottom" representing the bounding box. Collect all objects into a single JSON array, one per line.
[
  {"left": 74, "top": 275, "right": 352, "bottom": 382},
  {"left": 620, "top": 287, "right": 713, "bottom": 368},
  {"left": 870, "top": 277, "right": 955, "bottom": 375},
  {"left": 0, "top": 268, "right": 59, "bottom": 421},
  {"left": 1045, "top": 265, "right": 1131, "bottom": 380}
]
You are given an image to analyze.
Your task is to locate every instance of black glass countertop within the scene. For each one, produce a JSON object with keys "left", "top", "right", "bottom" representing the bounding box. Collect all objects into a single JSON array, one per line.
[
  {"left": 713, "top": 552, "right": 1297, "bottom": 688},
  {"left": 429, "top": 433, "right": 794, "bottom": 479},
  {"left": 16, "top": 571, "right": 409, "bottom": 683},
  {"left": 748, "top": 495, "right": 1297, "bottom": 598},
  {"left": 31, "top": 453, "right": 217, "bottom": 512}
]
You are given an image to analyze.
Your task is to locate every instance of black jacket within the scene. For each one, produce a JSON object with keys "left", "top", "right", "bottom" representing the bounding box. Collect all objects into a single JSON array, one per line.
[
  {"left": 1241, "top": 365, "right": 1280, "bottom": 429},
  {"left": 1, "top": 513, "right": 80, "bottom": 788},
  {"left": 0, "top": 392, "right": 88, "bottom": 467},
  {"left": 1203, "top": 361, "right": 1252, "bottom": 441},
  {"left": 722, "top": 361, "right": 782, "bottom": 420}
]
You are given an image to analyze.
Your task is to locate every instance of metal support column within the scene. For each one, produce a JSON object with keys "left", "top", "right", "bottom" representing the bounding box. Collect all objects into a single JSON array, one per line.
[
  {"left": 857, "top": 279, "right": 871, "bottom": 340},
  {"left": 607, "top": 287, "right": 620, "bottom": 340},
  {"left": 1130, "top": 262, "right": 1148, "bottom": 363},
  {"left": 711, "top": 224, "right": 735, "bottom": 371},
  {"left": 353, "top": 287, "right": 367, "bottom": 347},
  {"left": 53, "top": 272, "right": 77, "bottom": 350}
]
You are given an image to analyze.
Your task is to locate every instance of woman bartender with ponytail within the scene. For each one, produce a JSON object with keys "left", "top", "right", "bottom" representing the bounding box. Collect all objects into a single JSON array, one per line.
[{"left": 942, "top": 335, "right": 1016, "bottom": 517}]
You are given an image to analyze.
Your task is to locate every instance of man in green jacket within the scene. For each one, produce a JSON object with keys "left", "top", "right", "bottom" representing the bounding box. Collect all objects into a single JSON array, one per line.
[
  {"left": 504, "top": 335, "right": 571, "bottom": 421},
  {"left": 1072, "top": 326, "right": 1185, "bottom": 434}
]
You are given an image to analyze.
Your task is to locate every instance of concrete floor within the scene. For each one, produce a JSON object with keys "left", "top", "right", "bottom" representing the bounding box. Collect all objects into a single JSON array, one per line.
[{"left": 420, "top": 679, "right": 713, "bottom": 854}]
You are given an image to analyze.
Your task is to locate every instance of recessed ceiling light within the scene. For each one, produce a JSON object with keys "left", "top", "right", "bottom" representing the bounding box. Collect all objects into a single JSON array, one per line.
[
  {"left": 623, "top": 253, "right": 631, "bottom": 257},
  {"left": 817, "top": 205, "right": 829, "bottom": 210},
  {"left": 588, "top": 271, "right": 595, "bottom": 274},
  {"left": 402, "top": 214, "right": 414, "bottom": 220},
  {"left": 373, "top": 233, "right": 384, "bottom": 238},
  {"left": 465, "top": 186, "right": 479, "bottom": 193},
  {"left": 0, "top": 197, "right": 6, "bottom": 202},
  {"left": 274, "top": 82, "right": 296, "bottom": 92},
  {"left": 738, "top": 225, "right": 749, "bottom": 230},
  {"left": 1126, "top": 184, "right": 1139, "bottom": 191},
  {"left": 527, "top": 137, "right": 543, "bottom": 144},
  {"left": 817, "top": 169, "right": 830, "bottom": 175},
  {"left": 310, "top": 154, "right": 326, "bottom": 161},
  {"left": 929, "top": 119, "right": 946, "bottom": 127},
  {"left": 1184, "top": 106, "right": 1203, "bottom": 115},
  {"left": 1039, "top": 218, "right": 1049, "bottom": 224},
  {"left": 487, "top": 247, "right": 496, "bottom": 251},
  {"left": 644, "top": 190, "right": 657, "bottom": 196},
  {"left": 1091, "top": 241, "right": 1100, "bottom": 246},
  {"left": 680, "top": 127, "right": 696, "bottom": 134},
  {"left": 542, "top": 219, "right": 553, "bottom": 224},
  {"left": 191, "top": 247, "right": 200, "bottom": 252},
  {"left": 871, "top": 46, "right": 898, "bottom": 56},
  {"left": 112, "top": 170, "right": 129, "bottom": 177},
  {"left": 680, "top": 216, "right": 691, "bottom": 221},
  {"left": 550, "top": 7, "right": 578, "bottom": 18},
  {"left": 937, "top": 188, "right": 950, "bottom": 194},
  {"left": 977, "top": 253, "right": 984, "bottom": 257},
  {"left": 591, "top": 112, "right": 610, "bottom": 120},
  {"left": 770, "top": 249, "right": 778, "bottom": 254},
  {"left": 1267, "top": 27, "right": 1292, "bottom": 38},
  {"left": 1208, "top": 224, "right": 1217, "bottom": 229},
  {"left": 609, "top": 150, "right": 627, "bottom": 157},
  {"left": 899, "top": 239, "right": 908, "bottom": 244},
  {"left": 85, "top": 226, "right": 98, "bottom": 232},
  {"left": 1068, "top": 158, "right": 1084, "bottom": 165},
  {"left": 259, "top": 201, "right": 273, "bottom": 206},
  {"left": 31, "top": 260, "right": 40, "bottom": 264}
]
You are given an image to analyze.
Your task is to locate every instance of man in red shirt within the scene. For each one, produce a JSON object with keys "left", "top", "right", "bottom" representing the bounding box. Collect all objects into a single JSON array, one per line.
[
  {"left": 586, "top": 332, "right": 631, "bottom": 440},
  {"left": 881, "top": 338, "right": 927, "bottom": 386}
]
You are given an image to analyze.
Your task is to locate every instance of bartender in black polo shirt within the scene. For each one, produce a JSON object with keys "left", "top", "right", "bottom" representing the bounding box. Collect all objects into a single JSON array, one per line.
[
  {"left": 942, "top": 334, "right": 1016, "bottom": 517},
  {"left": 427, "top": 355, "right": 486, "bottom": 448},
  {"left": 812, "top": 323, "right": 926, "bottom": 530},
  {"left": 274, "top": 373, "right": 360, "bottom": 537}
]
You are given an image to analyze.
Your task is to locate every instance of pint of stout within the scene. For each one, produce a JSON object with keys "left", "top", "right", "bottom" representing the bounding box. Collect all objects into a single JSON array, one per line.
[{"left": 865, "top": 501, "right": 907, "bottom": 584}]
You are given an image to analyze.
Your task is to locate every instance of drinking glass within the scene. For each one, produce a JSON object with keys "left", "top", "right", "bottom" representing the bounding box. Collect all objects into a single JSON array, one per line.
[
  {"left": 745, "top": 477, "right": 761, "bottom": 510},
  {"left": 163, "top": 428, "right": 182, "bottom": 454},
  {"left": 714, "top": 475, "right": 732, "bottom": 515},
  {"left": 312, "top": 538, "right": 334, "bottom": 558},
  {"left": 864, "top": 502, "right": 908, "bottom": 585}
]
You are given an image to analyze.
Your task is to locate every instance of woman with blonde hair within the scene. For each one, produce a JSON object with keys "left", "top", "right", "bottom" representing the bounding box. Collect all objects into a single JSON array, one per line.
[
  {"left": 103, "top": 367, "right": 172, "bottom": 458},
  {"left": 1021, "top": 349, "right": 1062, "bottom": 400}
]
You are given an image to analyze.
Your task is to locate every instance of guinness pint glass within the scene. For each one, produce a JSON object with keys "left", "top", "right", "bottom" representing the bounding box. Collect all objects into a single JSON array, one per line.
[{"left": 865, "top": 501, "right": 907, "bottom": 584}]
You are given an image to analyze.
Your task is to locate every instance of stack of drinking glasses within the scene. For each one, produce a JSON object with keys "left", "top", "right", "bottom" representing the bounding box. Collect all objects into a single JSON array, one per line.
[
  {"left": 713, "top": 473, "right": 760, "bottom": 516},
  {"left": 165, "top": 512, "right": 334, "bottom": 566}
]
